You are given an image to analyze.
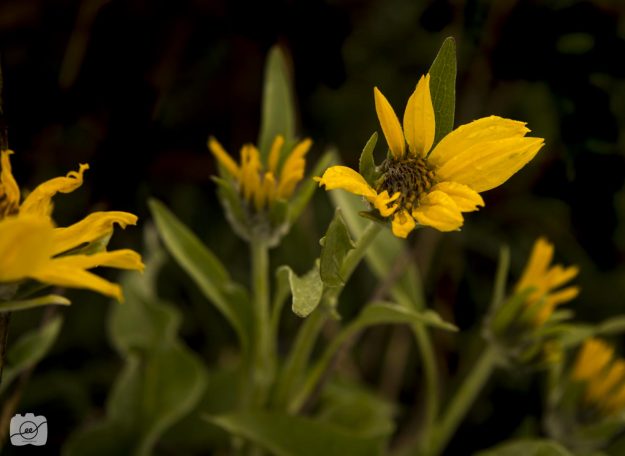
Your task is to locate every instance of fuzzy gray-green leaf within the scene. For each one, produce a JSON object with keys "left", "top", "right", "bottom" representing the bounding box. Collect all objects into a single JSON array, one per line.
[{"left": 319, "top": 209, "right": 355, "bottom": 288}]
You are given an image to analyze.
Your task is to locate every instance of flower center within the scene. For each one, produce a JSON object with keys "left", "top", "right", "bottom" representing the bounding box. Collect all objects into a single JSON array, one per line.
[{"left": 376, "top": 156, "right": 436, "bottom": 213}]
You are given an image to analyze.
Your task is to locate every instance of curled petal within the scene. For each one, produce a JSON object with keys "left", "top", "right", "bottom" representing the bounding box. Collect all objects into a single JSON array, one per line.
[
  {"left": 52, "top": 211, "right": 138, "bottom": 255},
  {"left": 50, "top": 249, "right": 144, "bottom": 272},
  {"left": 277, "top": 138, "right": 312, "bottom": 198},
  {"left": 367, "top": 190, "right": 400, "bottom": 217},
  {"left": 431, "top": 181, "right": 484, "bottom": 212},
  {"left": 31, "top": 265, "right": 123, "bottom": 301},
  {"left": 1, "top": 150, "right": 20, "bottom": 216},
  {"left": 374, "top": 87, "right": 405, "bottom": 159},
  {"left": 391, "top": 210, "right": 416, "bottom": 238},
  {"left": 403, "top": 74, "right": 435, "bottom": 157},
  {"left": 412, "top": 190, "right": 463, "bottom": 232},
  {"left": 315, "top": 166, "right": 377, "bottom": 198},
  {"left": 21, "top": 163, "right": 90, "bottom": 216}
]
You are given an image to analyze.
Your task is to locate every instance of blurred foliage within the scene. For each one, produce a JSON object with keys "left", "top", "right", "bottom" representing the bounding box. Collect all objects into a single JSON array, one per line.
[{"left": 1, "top": 0, "right": 625, "bottom": 454}]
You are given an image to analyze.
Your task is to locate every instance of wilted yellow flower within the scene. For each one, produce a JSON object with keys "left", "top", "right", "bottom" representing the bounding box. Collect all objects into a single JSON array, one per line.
[
  {"left": 515, "top": 237, "right": 579, "bottom": 326},
  {"left": 0, "top": 150, "right": 143, "bottom": 301},
  {"left": 209, "top": 135, "right": 311, "bottom": 211},
  {"left": 572, "top": 338, "right": 625, "bottom": 415},
  {"left": 315, "top": 74, "right": 544, "bottom": 238}
]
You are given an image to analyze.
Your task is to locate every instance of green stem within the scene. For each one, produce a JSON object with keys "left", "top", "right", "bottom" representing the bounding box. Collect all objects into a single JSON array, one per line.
[
  {"left": 412, "top": 323, "right": 438, "bottom": 450},
  {"left": 272, "top": 222, "right": 382, "bottom": 409},
  {"left": 250, "top": 239, "right": 273, "bottom": 406},
  {"left": 428, "top": 345, "right": 498, "bottom": 456}
]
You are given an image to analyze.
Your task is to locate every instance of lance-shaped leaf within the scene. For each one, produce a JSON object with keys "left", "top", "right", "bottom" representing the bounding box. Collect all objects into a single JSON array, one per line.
[
  {"left": 320, "top": 209, "right": 355, "bottom": 288},
  {"left": 358, "top": 302, "right": 457, "bottom": 332},
  {"left": 428, "top": 37, "right": 457, "bottom": 148},
  {"left": 148, "top": 198, "right": 252, "bottom": 352},
  {"left": 258, "top": 46, "right": 296, "bottom": 160},
  {"left": 0, "top": 294, "right": 70, "bottom": 312},
  {"left": 206, "top": 411, "right": 384, "bottom": 456},
  {"left": 0, "top": 315, "right": 63, "bottom": 393},
  {"left": 359, "top": 132, "right": 380, "bottom": 186}
]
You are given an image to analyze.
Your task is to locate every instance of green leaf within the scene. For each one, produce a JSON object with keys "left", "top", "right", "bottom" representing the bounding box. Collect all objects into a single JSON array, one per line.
[
  {"left": 318, "top": 380, "right": 395, "bottom": 439},
  {"left": 359, "top": 132, "right": 379, "bottom": 185},
  {"left": 148, "top": 198, "right": 252, "bottom": 352},
  {"left": 474, "top": 439, "right": 573, "bottom": 456},
  {"left": 0, "top": 294, "right": 70, "bottom": 312},
  {"left": 1, "top": 315, "right": 63, "bottom": 393},
  {"left": 320, "top": 209, "right": 355, "bottom": 288},
  {"left": 358, "top": 302, "right": 457, "bottom": 332},
  {"left": 258, "top": 46, "right": 296, "bottom": 160},
  {"left": 428, "top": 37, "right": 457, "bottom": 148},
  {"left": 596, "top": 315, "right": 625, "bottom": 335},
  {"left": 490, "top": 245, "right": 510, "bottom": 310},
  {"left": 284, "top": 265, "right": 324, "bottom": 318},
  {"left": 207, "top": 411, "right": 384, "bottom": 456},
  {"left": 212, "top": 176, "right": 249, "bottom": 240}
]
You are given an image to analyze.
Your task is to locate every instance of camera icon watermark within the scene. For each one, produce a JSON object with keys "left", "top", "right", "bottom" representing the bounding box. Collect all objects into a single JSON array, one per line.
[{"left": 9, "top": 413, "right": 47, "bottom": 446}]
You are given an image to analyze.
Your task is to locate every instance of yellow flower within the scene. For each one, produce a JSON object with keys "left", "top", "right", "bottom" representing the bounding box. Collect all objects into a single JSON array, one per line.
[
  {"left": 209, "top": 135, "right": 312, "bottom": 211},
  {"left": 315, "top": 74, "right": 544, "bottom": 238},
  {"left": 515, "top": 237, "right": 579, "bottom": 326},
  {"left": 0, "top": 150, "right": 143, "bottom": 302},
  {"left": 571, "top": 338, "right": 625, "bottom": 415}
]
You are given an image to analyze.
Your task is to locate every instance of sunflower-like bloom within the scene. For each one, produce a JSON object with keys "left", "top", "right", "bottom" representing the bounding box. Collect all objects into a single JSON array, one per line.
[
  {"left": 515, "top": 237, "right": 580, "bottom": 326},
  {"left": 315, "top": 74, "right": 544, "bottom": 238},
  {"left": 571, "top": 338, "right": 625, "bottom": 415},
  {"left": 0, "top": 150, "right": 143, "bottom": 302}
]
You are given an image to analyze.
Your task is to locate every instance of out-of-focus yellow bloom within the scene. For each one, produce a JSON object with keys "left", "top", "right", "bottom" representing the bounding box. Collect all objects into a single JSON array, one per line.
[
  {"left": 515, "top": 237, "right": 580, "bottom": 326},
  {"left": 0, "top": 150, "right": 143, "bottom": 301},
  {"left": 315, "top": 74, "right": 544, "bottom": 238},
  {"left": 209, "top": 135, "right": 311, "bottom": 211},
  {"left": 572, "top": 338, "right": 625, "bottom": 415}
]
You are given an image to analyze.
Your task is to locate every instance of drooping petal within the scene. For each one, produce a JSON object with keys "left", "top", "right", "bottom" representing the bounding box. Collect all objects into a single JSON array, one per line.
[
  {"left": 31, "top": 264, "right": 123, "bottom": 301},
  {"left": 403, "top": 74, "right": 435, "bottom": 157},
  {"left": 374, "top": 87, "right": 405, "bottom": 159},
  {"left": 0, "top": 150, "right": 20, "bottom": 216},
  {"left": 367, "top": 190, "right": 400, "bottom": 217},
  {"left": 208, "top": 137, "right": 240, "bottom": 178},
  {"left": 430, "top": 181, "right": 484, "bottom": 212},
  {"left": 315, "top": 166, "right": 377, "bottom": 198},
  {"left": 277, "top": 138, "right": 312, "bottom": 198},
  {"left": 268, "top": 135, "right": 285, "bottom": 175},
  {"left": 20, "top": 163, "right": 90, "bottom": 216},
  {"left": 428, "top": 116, "right": 531, "bottom": 166},
  {"left": 0, "top": 215, "right": 55, "bottom": 282},
  {"left": 391, "top": 210, "right": 416, "bottom": 238},
  {"left": 52, "top": 211, "right": 138, "bottom": 255},
  {"left": 433, "top": 136, "right": 544, "bottom": 193},
  {"left": 412, "top": 190, "right": 463, "bottom": 232}
]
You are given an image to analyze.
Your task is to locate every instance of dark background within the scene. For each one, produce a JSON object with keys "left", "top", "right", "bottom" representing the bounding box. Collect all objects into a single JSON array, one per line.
[{"left": 2, "top": 0, "right": 625, "bottom": 454}]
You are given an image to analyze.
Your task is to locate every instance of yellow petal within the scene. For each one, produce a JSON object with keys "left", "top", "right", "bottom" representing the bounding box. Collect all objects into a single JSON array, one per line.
[
  {"left": 277, "top": 138, "right": 312, "bottom": 198},
  {"left": 544, "top": 265, "right": 579, "bottom": 290},
  {"left": 52, "top": 211, "right": 138, "bottom": 255},
  {"left": 391, "top": 210, "right": 416, "bottom": 238},
  {"left": 240, "top": 144, "right": 261, "bottom": 201},
  {"left": 430, "top": 181, "right": 484, "bottom": 212},
  {"left": 20, "top": 163, "right": 90, "bottom": 216},
  {"left": 572, "top": 338, "right": 613, "bottom": 381},
  {"left": 208, "top": 137, "right": 240, "bottom": 178},
  {"left": 412, "top": 190, "right": 463, "bottom": 232},
  {"left": 545, "top": 286, "right": 580, "bottom": 308},
  {"left": 374, "top": 87, "right": 405, "bottom": 159},
  {"left": 50, "top": 249, "right": 144, "bottom": 272},
  {"left": 516, "top": 238, "right": 554, "bottom": 292},
  {"left": 428, "top": 116, "right": 531, "bottom": 166},
  {"left": 315, "top": 166, "right": 377, "bottom": 198},
  {"left": 0, "top": 215, "right": 55, "bottom": 282},
  {"left": 403, "top": 74, "right": 435, "bottom": 157},
  {"left": 31, "top": 264, "right": 123, "bottom": 301},
  {"left": 268, "top": 135, "right": 285, "bottom": 175},
  {"left": 1, "top": 150, "right": 20, "bottom": 216},
  {"left": 589, "top": 359, "right": 625, "bottom": 405},
  {"left": 367, "top": 190, "right": 400, "bottom": 217}
]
